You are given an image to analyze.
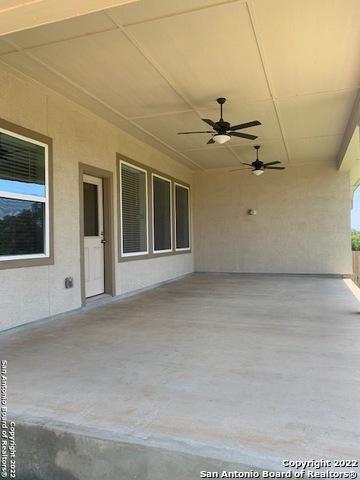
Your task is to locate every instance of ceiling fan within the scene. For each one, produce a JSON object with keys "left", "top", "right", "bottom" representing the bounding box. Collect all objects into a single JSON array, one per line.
[
  {"left": 231, "top": 145, "right": 285, "bottom": 176},
  {"left": 177, "top": 97, "right": 261, "bottom": 145}
]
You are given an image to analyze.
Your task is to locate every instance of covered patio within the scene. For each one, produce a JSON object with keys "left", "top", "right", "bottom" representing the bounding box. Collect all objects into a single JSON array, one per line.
[
  {"left": 1, "top": 274, "right": 359, "bottom": 478},
  {"left": 0, "top": 1, "right": 360, "bottom": 478}
]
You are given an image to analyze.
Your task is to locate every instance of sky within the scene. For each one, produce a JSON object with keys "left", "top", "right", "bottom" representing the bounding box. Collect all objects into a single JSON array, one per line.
[
  {"left": 351, "top": 187, "right": 360, "bottom": 230},
  {"left": 0, "top": 180, "right": 44, "bottom": 197}
]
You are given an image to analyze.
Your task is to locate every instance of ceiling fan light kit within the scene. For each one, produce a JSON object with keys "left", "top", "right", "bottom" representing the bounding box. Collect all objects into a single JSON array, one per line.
[
  {"left": 252, "top": 169, "right": 264, "bottom": 176},
  {"left": 213, "top": 134, "right": 230, "bottom": 144}
]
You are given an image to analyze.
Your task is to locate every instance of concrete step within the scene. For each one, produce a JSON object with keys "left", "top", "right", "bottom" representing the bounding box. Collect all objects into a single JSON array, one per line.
[{"left": 14, "top": 420, "right": 263, "bottom": 480}]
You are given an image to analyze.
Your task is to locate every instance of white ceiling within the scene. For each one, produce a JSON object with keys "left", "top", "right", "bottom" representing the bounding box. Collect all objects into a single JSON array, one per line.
[
  {"left": 0, "top": 0, "right": 359, "bottom": 170},
  {"left": 0, "top": 0, "right": 138, "bottom": 35}
]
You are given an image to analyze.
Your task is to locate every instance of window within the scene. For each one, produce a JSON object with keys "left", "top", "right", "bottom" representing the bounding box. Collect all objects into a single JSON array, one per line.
[
  {"left": 118, "top": 154, "right": 190, "bottom": 261},
  {"left": 0, "top": 126, "right": 50, "bottom": 262},
  {"left": 120, "top": 161, "right": 148, "bottom": 256},
  {"left": 152, "top": 174, "right": 172, "bottom": 253},
  {"left": 84, "top": 182, "right": 99, "bottom": 237},
  {"left": 175, "top": 183, "right": 190, "bottom": 251}
]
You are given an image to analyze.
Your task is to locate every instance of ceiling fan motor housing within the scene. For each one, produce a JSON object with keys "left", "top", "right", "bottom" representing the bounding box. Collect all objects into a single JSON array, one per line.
[
  {"left": 216, "top": 121, "right": 230, "bottom": 132},
  {"left": 252, "top": 160, "right": 264, "bottom": 170}
]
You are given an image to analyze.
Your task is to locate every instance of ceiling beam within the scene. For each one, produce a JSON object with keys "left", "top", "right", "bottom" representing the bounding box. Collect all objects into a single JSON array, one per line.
[
  {"left": 338, "top": 90, "right": 360, "bottom": 170},
  {"left": 245, "top": 1, "right": 291, "bottom": 165},
  {"left": 0, "top": 0, "right": 139, "bottom": 36}
]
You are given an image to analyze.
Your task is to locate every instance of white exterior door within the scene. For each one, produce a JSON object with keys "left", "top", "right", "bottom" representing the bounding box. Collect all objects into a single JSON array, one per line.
[{"left": 83, "top": 174, "right": 104, "bottom": 298}]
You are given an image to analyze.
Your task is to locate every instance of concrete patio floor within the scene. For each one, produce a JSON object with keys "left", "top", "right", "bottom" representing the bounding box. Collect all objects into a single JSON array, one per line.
[{"left": 1, "top": 274, "right": 360, "bottom": 477}]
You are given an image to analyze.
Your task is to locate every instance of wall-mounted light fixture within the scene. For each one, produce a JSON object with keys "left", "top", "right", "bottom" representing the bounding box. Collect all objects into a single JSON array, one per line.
[{"left": 247, "top": 209, "right": 257, "bottom": 216}]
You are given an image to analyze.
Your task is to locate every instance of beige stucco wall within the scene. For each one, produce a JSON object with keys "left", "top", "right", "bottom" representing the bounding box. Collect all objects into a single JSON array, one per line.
[
  {"left": 193, "top": 164, "right": 352, "bottom": 275},
  {"left": 0, "top": 64, "right": 194, "bottom": 331}
]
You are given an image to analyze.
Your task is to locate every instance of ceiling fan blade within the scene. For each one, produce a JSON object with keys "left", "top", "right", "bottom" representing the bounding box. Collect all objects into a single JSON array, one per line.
[
  {"left": 264, "top": 166, "right": 285, "bottom": 170},
  {"left": 263, "top": 161, "right": 281, "bottom": 166},
  {"left": 202, "top": 118, "right": 216, "bottom": 127},
  {"left": 229, "top": 120, "right": 261, "bottom": 131},
  {"left": 177, "top": 130, "right": 213, "bottom": 134},
  {"left": 229, "top": 132, "right": 258, "bottom": 140},
  {"left": 207, "top": 138, "right": 215, "bottom": 144},
  {"left": 240, "top": 162, "right": 253, "bottom": 166}
]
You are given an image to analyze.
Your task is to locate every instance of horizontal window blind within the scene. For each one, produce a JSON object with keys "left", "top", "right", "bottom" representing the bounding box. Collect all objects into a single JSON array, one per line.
[
  {"left": 121, "top": 163, "right": 147, "bottom": 254},
  {"left": 175, "top": 184, "right": 190, "bottom": 250},
  {"left": 0, "top": 131, "right": 45, "bottom": 197},
  {"left": 153, "top": 175, "right": 171, "bottom": 252}
]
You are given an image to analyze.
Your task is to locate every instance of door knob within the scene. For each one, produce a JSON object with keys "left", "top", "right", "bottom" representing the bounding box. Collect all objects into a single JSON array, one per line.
[{"left": 101, "top": 239, "right": 107, "bottom": 244}]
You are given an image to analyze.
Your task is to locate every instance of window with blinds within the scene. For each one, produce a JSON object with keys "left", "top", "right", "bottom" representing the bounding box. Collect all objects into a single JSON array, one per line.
[
  {"left": 120, "top": 162, "right": 148, "bottom": 255},
  {"left": 152, "top": 174, "right": 172, "bottom": 253},
  {"left": 175, "top": 184, "right": 190, "bottom": 250},
  {"left": 0, "top": 128, "right": 49, "bottom": 260}
]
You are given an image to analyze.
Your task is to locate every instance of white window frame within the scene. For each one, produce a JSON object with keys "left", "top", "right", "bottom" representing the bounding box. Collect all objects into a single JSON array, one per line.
[
  {"left": 174, "top": 182, "right": 191, "bottom": 252},
  {"left": 152, "top": 173, "right": 173, "bottom": 254},
  {"left": 0, "top": 126, "right": 50, "bottom": 262},
  {"left": 119, "top": 159, "right": 149, "bottom": 257}
]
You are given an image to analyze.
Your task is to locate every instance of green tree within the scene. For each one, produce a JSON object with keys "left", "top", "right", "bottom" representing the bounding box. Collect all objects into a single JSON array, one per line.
[{"left": 351, "top": 230, "right": 360, "bottom": 251}]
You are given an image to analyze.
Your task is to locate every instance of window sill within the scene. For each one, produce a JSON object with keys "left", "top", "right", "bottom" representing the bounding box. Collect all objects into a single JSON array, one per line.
[
  {"left": 0, "top": 256, "right": 54, "bottom": 270},
  {"left": 118, "top": 249, "right": 192, "bottom": 263}
]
